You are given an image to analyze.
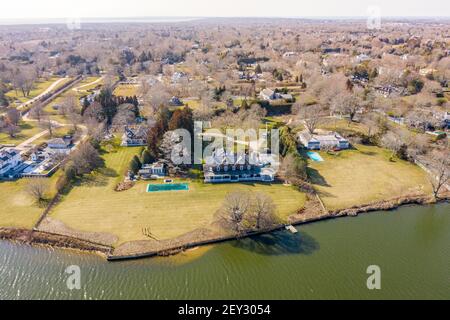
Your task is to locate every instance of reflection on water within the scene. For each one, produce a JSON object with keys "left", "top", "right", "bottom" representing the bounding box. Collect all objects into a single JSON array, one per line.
[
  {"left": 232, "top": 230, "right": 320, "bottom": 256},
  {"left": 0, "top": 203, "right": 449, "bottom": 300}
]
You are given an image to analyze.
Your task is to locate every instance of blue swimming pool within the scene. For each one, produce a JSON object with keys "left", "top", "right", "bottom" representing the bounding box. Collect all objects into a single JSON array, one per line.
[
  {"left": 147, "top": 183, "right": 189, "bottom": 192},
  {"left": 307, "top": 151, "right": 324, "bottom": 162}
]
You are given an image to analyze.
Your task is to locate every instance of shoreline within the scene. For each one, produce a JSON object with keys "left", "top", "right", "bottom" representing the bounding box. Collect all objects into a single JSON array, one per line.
[{"left": 1, "top": 194, "right": 448, "bottom": 261}]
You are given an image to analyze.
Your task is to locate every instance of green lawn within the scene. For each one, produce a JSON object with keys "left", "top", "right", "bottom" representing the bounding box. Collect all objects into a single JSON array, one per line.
[
  {"left": 45, "top": 92, "right": 79, "bottom": 115},
  {"left": 5, "top": 77, "right": 64, "bottom": 104},
  {"left": 73, "top": 77, "right": 102, "bottom": 92},
  {"left": 0, "top": 174, "right": 60, "bottom": 229},
  {"left": 31, "top": 125, "right": 75, "bottom": 146},
  {"left": 0, "top": 121, "right": 43, "bottom": 146},
  {"left": 318, "top": 118, "right": 368, "bottom": 136},
  {"left": 113, "top": 84, "right": 139, "bottom": 97},
  {"left": 182, "top": 98, "right": 201, "bottom": 109},
  {"left": 44, "top": 77, "right": 102, "bottom": 116},
  {"left": 49, "top": 146, "right": 306, "bottom": 245},
  {"left": 308, "top": 144, "right": 432, "bottom": 211}
]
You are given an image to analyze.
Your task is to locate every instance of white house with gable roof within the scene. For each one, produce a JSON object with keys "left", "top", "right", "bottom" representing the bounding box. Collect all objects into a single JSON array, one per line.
[{"left": 0, "top": 148, "right": 22, "bottom": 177}]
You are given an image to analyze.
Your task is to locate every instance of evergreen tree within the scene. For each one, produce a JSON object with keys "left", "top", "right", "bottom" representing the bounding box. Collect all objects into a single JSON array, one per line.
[
  {"left": 241, "top": 99, "right": 249, "bottom": 110},
  {"left": 277, "top": 73, "right": 283, "bottom": 82},
  {"left": 141, "top": 149, "right": 155, "bottom": 165},
  {"left": 96, "top": 88, "right": 118, "bottom": 124},
  {"left": 129, "top": 157, "right": 141, "bottom": 174}
]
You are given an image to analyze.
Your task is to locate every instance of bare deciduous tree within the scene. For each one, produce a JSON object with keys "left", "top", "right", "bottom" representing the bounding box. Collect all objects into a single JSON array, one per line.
[
  {"left": 6, "top": 108, "right": 21, "bottom": 126},
  {"left": 60, "top": 92, "right": 78, "bottom": 117},
  {"left": 5, "top": 123, "right": 20, "bottom": 138},
  {"left": 294, "top": 103, "right": 324, "bottom": 134},
  {"left": 69, "top": 141, "right": 104, "bottom": 175},
  {"left": 40, "top": 116, "right": 55, "bottom": 137},
  {"left": 429, "top": 149, "right": 449, "bottom": 200},
  {"left": 217, "top": 191, "right": 252, "bottom": 236},
  {"left": 381, "top": 131, "right": 403, "bottom": 161},
  {"left": 25, "top": 178, "right": 50, "bottom": 202},
  {"left": 251, "top": 192, "right": 277, "bottom": 230},
  {"left": 29, "top": 103, "right": 45, "bottom": 123}
]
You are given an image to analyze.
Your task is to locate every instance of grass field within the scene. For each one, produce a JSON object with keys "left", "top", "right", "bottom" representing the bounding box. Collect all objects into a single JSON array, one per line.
[
  {"left": 49, "top": 146, "right": 306, "bottom": 245},
  {"left": 44, "top": 77, "right": 102, "bottom": 116},
  {"left": 182, "top": 98, "right": 200, "bottom": 109},
  {"left": 5, "top": 77, "right": 65, "bottom": 104},
  {"left": 73, "top": 77, "right": 102, "bottom": 92},
  {"left": 32, "top": 125, "right": 75, "bottom": 146},
  {"left": 318, "top": 118, "right": 368, "bottom": 136},
  {"left": 113, "top": 84, "right": 139, "bottom": 97},
  {"left": 0, "top": 121, "right": 43, "bottom": 146},
  {"left": 308, "top": 144, "right": 432, "bottom": 211},
  {"left": 0, "top": 174, "right": 60, "bottom": 229}
]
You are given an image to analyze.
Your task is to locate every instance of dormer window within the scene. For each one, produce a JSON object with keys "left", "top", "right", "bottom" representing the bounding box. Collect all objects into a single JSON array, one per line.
[
  {"left": 224, "top": 165, "right": 228, "bottom": 172},
  {"left": 240, "top": 165, "right": 244, "bottom": 171}
]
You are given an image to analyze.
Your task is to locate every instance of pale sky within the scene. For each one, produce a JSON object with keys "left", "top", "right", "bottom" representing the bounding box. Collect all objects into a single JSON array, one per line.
[{"left": 0, "top": 0, "right": 448, "bottom": 20}]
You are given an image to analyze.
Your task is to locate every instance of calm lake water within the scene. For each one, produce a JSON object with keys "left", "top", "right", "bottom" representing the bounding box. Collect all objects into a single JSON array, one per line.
[{"left": 0, "top": 204, "right": 449, "bottom": 300}]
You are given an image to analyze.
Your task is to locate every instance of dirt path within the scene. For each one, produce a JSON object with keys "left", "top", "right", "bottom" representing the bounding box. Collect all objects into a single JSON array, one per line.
[
  {"left": 19, "top": 115, "right": 88, "bottom": 151},
  {"left": 15, "top": 129, "right": 50, "bottom": 151},
  {"left": 72, "top": 77, "right": 103, "bottom": 93}
]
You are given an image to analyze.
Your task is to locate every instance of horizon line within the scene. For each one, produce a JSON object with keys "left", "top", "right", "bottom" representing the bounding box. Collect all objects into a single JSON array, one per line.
[{"left": 1, "top": 15, "right": 450, "bottom": 25}]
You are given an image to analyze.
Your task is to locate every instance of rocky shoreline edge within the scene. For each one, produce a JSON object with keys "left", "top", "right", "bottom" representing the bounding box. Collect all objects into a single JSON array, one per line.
[{"left": 1, "top": 194, "right": 448, "bottom": 261}]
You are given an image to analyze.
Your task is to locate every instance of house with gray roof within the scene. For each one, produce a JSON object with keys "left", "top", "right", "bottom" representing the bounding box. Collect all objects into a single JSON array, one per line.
[
  {"left": 259, "top": 88, "right": 293, "bottom": 102},
  {"left": 203, "top": 148, "right": 275, "bottom": 183},
  {"left": 298, "top": 130, "right": 350, "bottom": 150}
]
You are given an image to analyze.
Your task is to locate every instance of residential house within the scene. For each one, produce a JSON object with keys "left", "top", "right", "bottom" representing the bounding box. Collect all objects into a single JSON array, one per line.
[
  {"left": 203, "top": 148, "right": 276, "bottom": 183},
  {"left": 81, "top": 90, "right": 100, "bottom": 105},
  {"left": 259, "top": 89, "right": 293, "bottom": 101},
  {"left": 419, "top": 68, "right": 437, "bottom": 77},
  {"left": 298, "top": 130, "right": 350, "bottom": 150},
  {"left": 355, "top": 54, "right": 370, "bottom": 63},
  {"left": 445, "top": 112, "right": 450, "bottom": 129},
  {"left": 171, "top": 72, "right": 186, "bottom": 83},
  {"left": 322, "top": 48, "right": 342, "bottom": 54},
  {"left": 121, "top": 126, "right": 147, "bottom": 147},
  {"left": 138, "top": 162, "right": 167, "bottom": 179},
  {"left": 0, "top": 148, "right": 22, "bottom": 177},
  {"left": 374, "top": 85, "right": 405, "bottom": 97},
  {"left": 283, "top": 52, "right": 297, "bottom": 58},
  {"left": 169, "top": 96, "right": 184, "bottom": 107},
  {"left": 434, "top": 111, "right": 450, "bottom": 129},
  {"left": 237, "top": 71, "right": 259, "bottom": 81},
  {"left": 350, "top": 74, "right": 369, "bottom": 85},
  {"left": 47, "top": 136, "right": 73, "bottom": 152},
  {"left": 30, "top": 151, "right": 47, "bottom": 163}
]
